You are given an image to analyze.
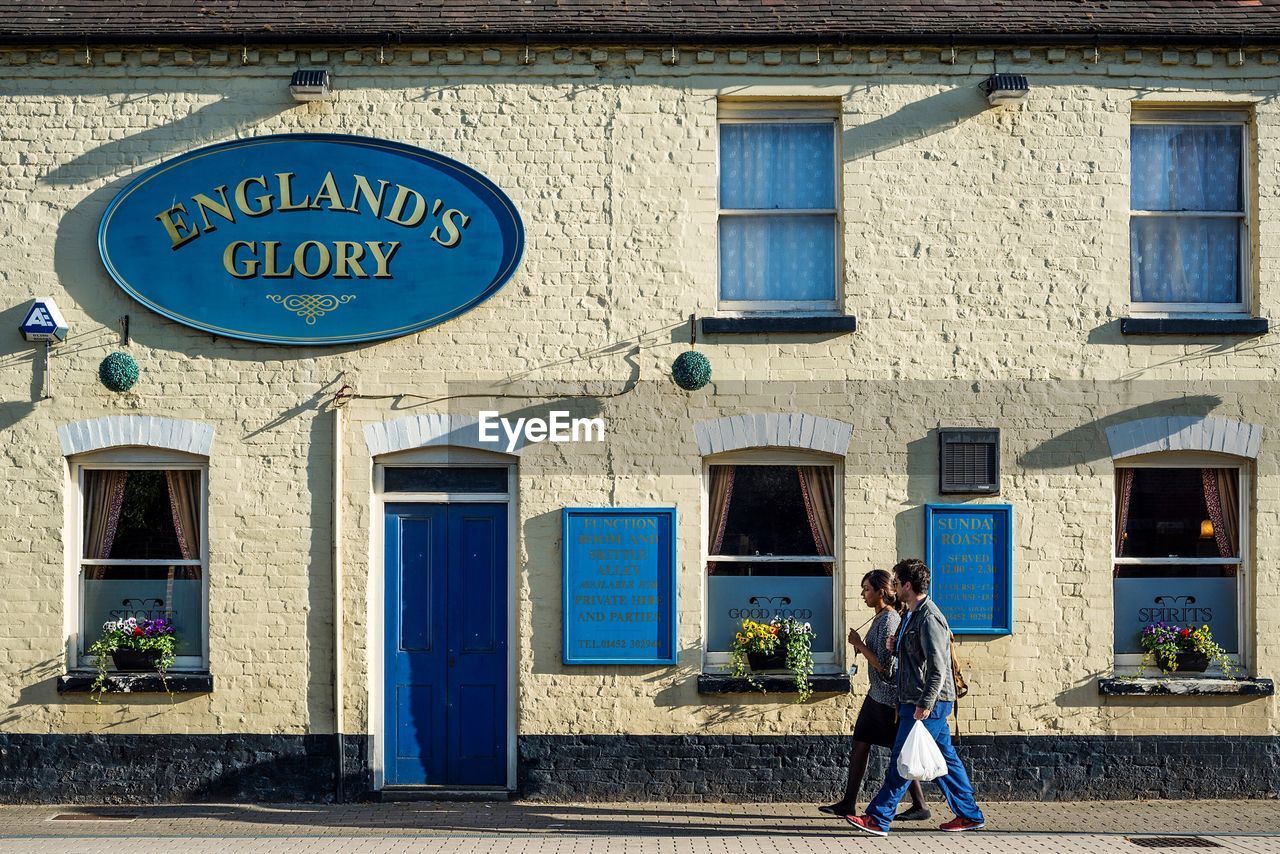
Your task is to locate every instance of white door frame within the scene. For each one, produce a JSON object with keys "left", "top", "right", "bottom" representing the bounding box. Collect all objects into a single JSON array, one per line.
[{"left": 369, "top": 447, "right": 518, "bottom": 791}]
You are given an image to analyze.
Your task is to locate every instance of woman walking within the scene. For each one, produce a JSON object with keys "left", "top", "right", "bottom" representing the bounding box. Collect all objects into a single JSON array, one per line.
[{"left": 819, "top": 570, "right": 929, "bottom": 820}]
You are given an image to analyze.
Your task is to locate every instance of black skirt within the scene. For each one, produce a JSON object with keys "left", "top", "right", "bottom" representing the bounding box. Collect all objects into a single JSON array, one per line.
[{"left": 852, "top": 695, "right": 899, "bottom": 748}]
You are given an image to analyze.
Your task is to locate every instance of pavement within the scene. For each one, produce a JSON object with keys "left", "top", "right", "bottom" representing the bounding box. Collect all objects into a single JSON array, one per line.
[{"left": 0, "top": 800, "right": 1276, "bottom": 852}]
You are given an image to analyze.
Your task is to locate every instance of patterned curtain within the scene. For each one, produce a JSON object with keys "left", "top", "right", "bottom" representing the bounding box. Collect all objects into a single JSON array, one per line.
[
  {"left": 1130, "top": 124, "right": 1242, "bottom": 304},
  {"left": 1202, "top": 468, "right": 1239, "bottom": 561},
  {"left": 165, "top": 470, "right": 201, "bottom": 579},
  {"left": 796, "top": 465, "right": 835, "bottom": 565},
  {"left": 1114, "top": 468, "right": 1134, "bottom": 570},
  {"left": 83, "top": 470, "right": 129, "bottom": 579},
  {"left": 706, "top": 466, "right": 736, "bottom": 575}
]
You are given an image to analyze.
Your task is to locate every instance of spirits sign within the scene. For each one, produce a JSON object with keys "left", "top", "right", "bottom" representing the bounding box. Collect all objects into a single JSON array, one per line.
[
  {"left": 924, "top": 504, "right": 1014, "bottom": 635},
  {"left": 562, "top": 508, "right": 677, "bottom": 665},
  {"left": 99, "top": 134, "right": 524, "bottom": 345}
]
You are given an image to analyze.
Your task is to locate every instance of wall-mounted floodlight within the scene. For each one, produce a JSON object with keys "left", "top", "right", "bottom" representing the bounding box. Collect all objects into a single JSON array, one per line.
[
  {"left": 979, "top": 73, "right": 1030, "bottom": 106},
  {"left": 289, "top": 69, "right": 331, "bottom": 102}
]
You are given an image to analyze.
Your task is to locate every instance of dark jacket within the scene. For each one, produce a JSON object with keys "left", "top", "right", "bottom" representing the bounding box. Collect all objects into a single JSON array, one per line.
[{"left": 892, "top": 597, "right": 955, "bottom": 711}]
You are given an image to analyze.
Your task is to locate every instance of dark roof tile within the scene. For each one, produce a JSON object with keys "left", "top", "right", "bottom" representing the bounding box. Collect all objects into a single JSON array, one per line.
[{"left": 3, "top": 1, "right": 1280, "bottom": 44}]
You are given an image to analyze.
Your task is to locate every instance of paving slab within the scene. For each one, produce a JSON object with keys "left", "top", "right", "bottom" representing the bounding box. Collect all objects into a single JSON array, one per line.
[{"left": 0, "top": 800, "right": 1274, "bottom": 839}]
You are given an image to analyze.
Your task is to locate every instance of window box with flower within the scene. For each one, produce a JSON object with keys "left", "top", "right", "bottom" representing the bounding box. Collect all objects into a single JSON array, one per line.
[{"left": 727, "top": 616, "right": 817, "bottom": 702}]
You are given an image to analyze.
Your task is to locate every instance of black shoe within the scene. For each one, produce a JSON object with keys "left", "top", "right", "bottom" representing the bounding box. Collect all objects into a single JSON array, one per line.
[
  {"left": 896, "top": 806, "right": 932, "bottom": 821},
  {"left": 818, "top": 802, "right": 854, "bottom": 816}
]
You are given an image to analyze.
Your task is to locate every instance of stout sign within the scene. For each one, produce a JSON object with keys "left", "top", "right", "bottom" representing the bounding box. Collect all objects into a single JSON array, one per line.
[
  {"left": 562, "top": 508, "right": 677, "bottom": 665},
  {"left": 99, "top": 134, "right": 524, "bottom": 344}
]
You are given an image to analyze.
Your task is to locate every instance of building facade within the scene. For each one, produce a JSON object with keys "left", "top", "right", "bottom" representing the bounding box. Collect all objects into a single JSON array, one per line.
[{"left": 0, "top": 1, "right": 1278, "bottom": 803}]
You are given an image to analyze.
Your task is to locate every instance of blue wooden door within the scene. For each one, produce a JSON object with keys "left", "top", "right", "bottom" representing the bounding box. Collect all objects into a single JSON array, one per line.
[{"left": 385, "top": 502, "right": 507, "bottom": 786}]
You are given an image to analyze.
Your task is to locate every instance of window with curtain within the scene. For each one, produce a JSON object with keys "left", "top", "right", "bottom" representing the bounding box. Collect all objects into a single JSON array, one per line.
[
  {"left": 1130, "top": 110, "right": 1248, "bottom": 311},
  {"left": 705, "top": 463, "right": 837, "bottom": 657},
  {"left": 718, "top": 102, "right": 839, "bottom": 310},
  {"left": 1112, "top": 466, "right": 1242, "bottom": 663},
  {"left": 78, "top": 468, "right": 205, "bottom": 666}
]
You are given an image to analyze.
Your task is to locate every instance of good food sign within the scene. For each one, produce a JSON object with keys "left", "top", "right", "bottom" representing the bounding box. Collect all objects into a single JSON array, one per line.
[{"left": 99, "top": 135, "right": 524, "bottom": 344}]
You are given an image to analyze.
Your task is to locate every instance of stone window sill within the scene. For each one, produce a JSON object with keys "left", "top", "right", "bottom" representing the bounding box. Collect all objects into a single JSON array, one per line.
[
  {"left": 1098, "top": 676, "right": 1273, "bottom": 697},
  {"left": 1120, "top": 317, "right": 1269, "bottom": 336},
  {"left": 700, "top": 315, "right": 857, "bottom": 335},
  {"left": 56, "top": 671, "right": 214, "bottom": 694},
  {"left": 697, "top": 674, "right": 852, "bottom": 695}
]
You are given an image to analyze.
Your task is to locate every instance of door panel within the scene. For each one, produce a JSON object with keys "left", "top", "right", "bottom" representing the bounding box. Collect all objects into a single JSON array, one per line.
[
  {"left": 385, "top": 501, "right": 507, "bottom": 787},
  {"left": 446, "top": 506, "right": 507, "bottom": 784},
  {"left": 385, "top": 507, "right": 447, "bottom": 785}
]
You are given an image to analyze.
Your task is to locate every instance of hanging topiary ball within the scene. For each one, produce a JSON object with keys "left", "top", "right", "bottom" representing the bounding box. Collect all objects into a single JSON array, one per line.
[
  {"left": 99, "top": 352, "right": 140, "bottom": 393},
  {"left": 671, "top": 350, "right": 711, "bottom": 391}
]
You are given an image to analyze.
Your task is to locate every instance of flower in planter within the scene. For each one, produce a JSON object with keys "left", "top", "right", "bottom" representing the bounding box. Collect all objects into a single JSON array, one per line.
[
  {"left": 1138, "top": 622, "right": 1235, "bottom": 678},
  {"left": 728, "top": 616, "right": 816, "bottom": 703},
  {"left": 87, "top": 617, "right": 179, "bottom": 700}
]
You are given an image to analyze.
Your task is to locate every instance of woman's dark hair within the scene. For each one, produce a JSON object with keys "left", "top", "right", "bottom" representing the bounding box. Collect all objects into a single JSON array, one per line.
[
  {"left": 861, "top": 569, "right": 901, "bottom": 612},
  {"left": 892, "top": 558, "right": 931, "bottom": 596}
]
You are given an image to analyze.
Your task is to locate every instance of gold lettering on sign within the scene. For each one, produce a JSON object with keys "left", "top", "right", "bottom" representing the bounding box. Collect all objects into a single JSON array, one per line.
[
  {"left": 156, "top": 204, "right": 199, "bottom": 249},
  {"left": 153, "top": 169, "right": 478, "bottom": 282},
  {"left": 235, "top": 176, "right": 272, "bottom": 217}
]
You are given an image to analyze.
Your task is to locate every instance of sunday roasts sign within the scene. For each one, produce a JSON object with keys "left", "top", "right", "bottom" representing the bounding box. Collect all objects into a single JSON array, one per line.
[{"left": 99, "top": 134, "right": 524, "bottom": 344}]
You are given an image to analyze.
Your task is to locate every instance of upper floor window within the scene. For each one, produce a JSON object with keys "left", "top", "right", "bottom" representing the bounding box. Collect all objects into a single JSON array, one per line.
[
  {"left": 718, "top": 101, "right": 840, "bottom": 312},
  {"left": 1130, "top": 108, "right": 1249, "bottom": 313},
  {"left": 76, "top": 464, "right": 206, "bottom": 670}
]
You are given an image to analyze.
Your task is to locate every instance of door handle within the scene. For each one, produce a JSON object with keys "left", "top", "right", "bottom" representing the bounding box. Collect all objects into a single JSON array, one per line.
[{"left": 448, "top": 656, "right": 456, "bottom": 667}]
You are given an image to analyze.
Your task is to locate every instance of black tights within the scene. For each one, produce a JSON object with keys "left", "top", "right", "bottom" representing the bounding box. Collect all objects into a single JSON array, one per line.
[{"left": 837, "top": 739, "right": 926, "bottom": 812}]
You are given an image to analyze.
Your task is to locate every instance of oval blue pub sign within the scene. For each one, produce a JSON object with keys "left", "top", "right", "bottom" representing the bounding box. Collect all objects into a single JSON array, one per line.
[{"left": 99, "top": 134, "right": 524, "bottom": 345}]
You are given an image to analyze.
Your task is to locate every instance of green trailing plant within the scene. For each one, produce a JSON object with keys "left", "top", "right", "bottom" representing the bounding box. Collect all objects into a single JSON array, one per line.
[
  {"left": 728, "top": 615, "right": 816, "bottom": 702},
  {"left": 87, "top": 617, "right": 178, "bottom": 701},
  {"left": 1137, "top": 622, "right": 1236, "bottom": 678}
]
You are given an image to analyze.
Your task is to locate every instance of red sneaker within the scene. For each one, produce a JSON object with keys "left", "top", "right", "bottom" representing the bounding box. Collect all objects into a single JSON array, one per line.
[
  {"left": 845, "top": 815, "right": 889, "bottom": 837},
  {"left": 939, "top": 817, "right": 986, "bottom": 832}
]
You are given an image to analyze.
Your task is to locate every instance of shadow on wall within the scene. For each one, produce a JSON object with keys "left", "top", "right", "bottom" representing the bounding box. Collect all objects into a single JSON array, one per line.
[
  {"left": 893, "top": 394, "right": 1222, "bottom": 562},
  {"left": 42, "top": 88, "right": 294, "bottom": 188},
  {"left": 842, "top": 83, "right": 990, "bottom": 162}
]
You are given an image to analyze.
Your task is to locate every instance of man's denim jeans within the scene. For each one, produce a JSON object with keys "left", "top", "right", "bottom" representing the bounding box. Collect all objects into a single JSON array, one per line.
[{"left": 865, "top": 702, "right": 985, "bottom": 830}]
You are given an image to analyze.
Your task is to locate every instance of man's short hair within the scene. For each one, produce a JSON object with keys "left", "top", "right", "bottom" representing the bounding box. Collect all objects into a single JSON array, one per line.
[{"left": 893, "top": 558, "right": 930, "bottom": 596}]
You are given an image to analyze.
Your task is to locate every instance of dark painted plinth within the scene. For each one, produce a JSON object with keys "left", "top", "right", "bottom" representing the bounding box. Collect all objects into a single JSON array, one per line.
[
  {"left": 517, "top": 734, "right": 1280, "bottom": 802},
  {"left": 0, "top": 734, "right": 371, "bottom": 804}
]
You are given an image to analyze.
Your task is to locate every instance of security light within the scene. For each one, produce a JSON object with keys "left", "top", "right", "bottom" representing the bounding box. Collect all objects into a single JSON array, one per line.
[
  {"left": 979, "top": 73, "right": 1030, "bottom": 106},
  {"left": 289, "top": 69, "right": 331, "bottom": 102}
]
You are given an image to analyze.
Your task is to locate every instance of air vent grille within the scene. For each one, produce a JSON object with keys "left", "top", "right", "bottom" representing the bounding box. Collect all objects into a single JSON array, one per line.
[{"left": 939, "top": 429, "right": 999, "bottom": 494}]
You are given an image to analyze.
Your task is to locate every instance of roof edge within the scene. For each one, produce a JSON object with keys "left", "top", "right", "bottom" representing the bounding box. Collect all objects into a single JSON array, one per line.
[{"left": 1, "top": 30, "right": 1278, "bottom": 48}]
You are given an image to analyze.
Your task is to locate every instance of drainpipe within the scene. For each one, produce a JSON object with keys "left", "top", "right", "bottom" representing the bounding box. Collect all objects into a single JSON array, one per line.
[{"left": 331, "top": 386, "right": 351, "bottom": 802}]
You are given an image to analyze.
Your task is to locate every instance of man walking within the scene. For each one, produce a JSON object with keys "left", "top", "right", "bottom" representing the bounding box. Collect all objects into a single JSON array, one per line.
[{"left": 846, "top": 558, "right": 986, "bottom": 837}]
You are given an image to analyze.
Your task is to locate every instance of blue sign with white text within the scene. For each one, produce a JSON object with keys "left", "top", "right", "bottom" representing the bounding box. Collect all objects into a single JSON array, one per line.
[
  {"left": 924, "top": 504, "right": 1014, "bottom": 635},
  {"left": 562, "top": 508, "right": 677, "bottom": 665},
  {"left": 99, "top": 135, "right": 524, "bottom": 345}
]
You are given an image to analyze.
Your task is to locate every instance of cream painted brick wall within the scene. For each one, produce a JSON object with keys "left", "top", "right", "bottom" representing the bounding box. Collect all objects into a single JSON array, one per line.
[{"left": 0, "top": 44, "right": 1275, "bottom": 739}]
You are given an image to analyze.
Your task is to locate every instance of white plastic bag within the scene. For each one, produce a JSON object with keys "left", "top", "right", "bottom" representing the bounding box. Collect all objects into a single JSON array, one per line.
[{"left": 897, "top": 720, "right": 949, "bottom": 781}]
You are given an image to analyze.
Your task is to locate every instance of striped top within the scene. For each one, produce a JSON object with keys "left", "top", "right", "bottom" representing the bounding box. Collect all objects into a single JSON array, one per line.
[{"left": 864, "top": 608, "right": 901, "bottom": 707}]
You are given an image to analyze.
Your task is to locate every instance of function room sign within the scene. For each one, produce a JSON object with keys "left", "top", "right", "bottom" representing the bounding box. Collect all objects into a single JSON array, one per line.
[
  {"left": 99, "top": 135, "right": 524, "bottom": 344},
  {"left": 924, "top": 504, "right": 1014, "bottom": 635},
  {"left": 562, "top": 508, "right": 677, "bottom": 665}
]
